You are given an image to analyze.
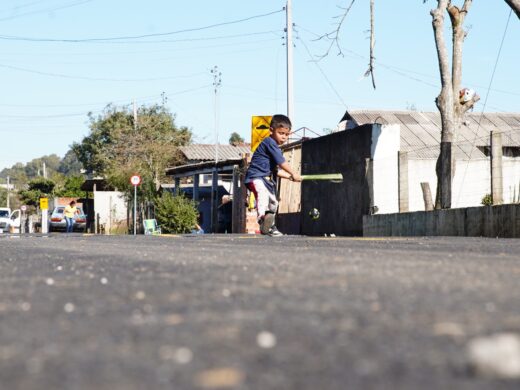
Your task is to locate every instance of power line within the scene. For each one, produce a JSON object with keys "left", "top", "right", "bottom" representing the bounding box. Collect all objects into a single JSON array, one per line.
[
  {"left": 295, "top": 33, "right": 348, "bottom": 108},
  {"left": 0, "top": 0, "right": 48, "bottom": 14},
  {"left": 0, "top": 0, "right": 93, "bottom": 22},
  {"left": 0, "top": 63, "right": 208, "bottom": 82},
  {"left": 296, "top": 23, "right": 520, "bottom": 99},
  {"left": 0, "top": 85, "right": 212, "bottom": 121},
  {"left": 457, "top": 9, "right": 514, "bottom": 204},
  {"left": 0, "top": 9, "right": 284, "bottom": 43}
]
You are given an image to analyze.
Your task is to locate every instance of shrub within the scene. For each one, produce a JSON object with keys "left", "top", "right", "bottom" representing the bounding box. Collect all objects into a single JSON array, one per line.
[
  {"left": 481, "top": 193, "right": 493, "bottom": 206},
  {"left": 155, "top": 192, "right": 198, "bottom": 234}
]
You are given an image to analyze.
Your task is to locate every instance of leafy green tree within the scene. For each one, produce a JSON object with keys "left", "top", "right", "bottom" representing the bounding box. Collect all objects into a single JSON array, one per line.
[
  {"left": 55, "top": 175, "right": 85, "bottom": 198},
  {"left": 58, "top": 150, "right": 83, "bottom": 176},
  {"left": 72, "top": 103, "right": 191, "bottom": 204},
  {"left": 229, "top": 132, "right": 245, "bottom": 145},
  {"left": 18, "top": 178, "right": 56, "bottom": 207},
  {"left": 24, "top": 155, "right": 61, "bottom": 178},
  {"left": 0, "top": 163, "right": 28, "bottom": 189},
  {"left": 155, "top": 192, "right": 198, "bottom": 234},
  {"left": 0, "top": 188, "right": 7, "bottom": 207}
]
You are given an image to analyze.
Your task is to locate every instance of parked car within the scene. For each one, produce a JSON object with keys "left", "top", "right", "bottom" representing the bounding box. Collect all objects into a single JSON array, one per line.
[
  {"left": 0, "top": 207, "right": 10, "bottom": 233},
  {"left": 48, "top": 206, "right": 87, "bottom": 232},
  {"left": 0, "top": 207, "right": 20, "bottom": 233}
]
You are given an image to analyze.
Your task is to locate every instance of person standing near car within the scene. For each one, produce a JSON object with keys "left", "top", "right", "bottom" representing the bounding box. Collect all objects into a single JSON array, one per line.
[{"left": 64, "top": 201, "right": 78, "bottom": 233}]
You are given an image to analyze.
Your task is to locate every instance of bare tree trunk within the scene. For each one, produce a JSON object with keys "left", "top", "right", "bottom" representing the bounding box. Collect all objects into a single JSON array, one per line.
[
  {"left": 430, "top": 0, "right": 479, "bottom": 209},
  {"left": 505, "top": 0, "right": 520, "bottom": 19},
  {"left": 431, "top": 1, "right": 455, "bottom": 209}
]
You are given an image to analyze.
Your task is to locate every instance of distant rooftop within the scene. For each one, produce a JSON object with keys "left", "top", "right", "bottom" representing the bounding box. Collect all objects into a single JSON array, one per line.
[
  {"left": 180, "top": 144, "right": 251, "bottom": 162},
  {"left": 341, "top": 110, "right": 520, "bottom": 159}
]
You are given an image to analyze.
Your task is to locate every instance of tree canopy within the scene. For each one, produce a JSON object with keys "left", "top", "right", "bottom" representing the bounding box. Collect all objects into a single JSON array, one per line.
[
  {"left": 18, "top": 178, "right": 56, "bottom": 207},
  {"left": 0, "top": 154, "right": 64, "bottom": 187},
  {"left": 229, "top": 132, "right": 245, "bottom": 145},
  {"left": 72, "top": 103, "right": 192, "bottom": 201}
]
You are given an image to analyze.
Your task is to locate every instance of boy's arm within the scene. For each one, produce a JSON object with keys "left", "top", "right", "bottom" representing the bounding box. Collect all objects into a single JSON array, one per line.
[{"left": 277, "top": 161, "right": 302, "bottom": 182}]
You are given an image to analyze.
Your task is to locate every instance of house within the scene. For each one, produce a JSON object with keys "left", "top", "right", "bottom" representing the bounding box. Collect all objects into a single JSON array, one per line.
[
  {"left": 342, "top": 110, "right": 520, "bottom": 212},
  {"left": 165, "top": 144, "right": 252, "bottom": 233},
  {"left": 177, "top": 144, "right": 250, "bottom": 190},
  {"left": 276, "top": 110, "right": 520, "bottom": 236}
]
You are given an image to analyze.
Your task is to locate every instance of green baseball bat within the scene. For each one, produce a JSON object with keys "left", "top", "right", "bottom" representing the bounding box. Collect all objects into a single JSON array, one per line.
[{"left": 300, "top": 173, "right": 343, "bottom": 183}]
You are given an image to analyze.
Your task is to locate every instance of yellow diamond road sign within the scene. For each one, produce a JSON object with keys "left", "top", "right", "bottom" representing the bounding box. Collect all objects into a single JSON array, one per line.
[{"left": 251, "top": 115, "right": 272, "bottom": 152}]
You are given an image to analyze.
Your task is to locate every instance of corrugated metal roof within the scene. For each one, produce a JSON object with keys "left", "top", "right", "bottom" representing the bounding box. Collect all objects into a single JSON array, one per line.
[
  {"left": 180, "top": 144, "right": 251, "bottom": 162},
  {"left": 345, "top": 110, "right": 520, "bottom": 160}
]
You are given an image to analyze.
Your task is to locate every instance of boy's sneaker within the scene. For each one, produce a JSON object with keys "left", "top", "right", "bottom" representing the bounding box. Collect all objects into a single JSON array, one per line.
[
  {"left": 268, "top": 225, "right": 283, "bottom": 237},
  {"left": 260, "top": 212, "right": 275, "bottom": 235}
]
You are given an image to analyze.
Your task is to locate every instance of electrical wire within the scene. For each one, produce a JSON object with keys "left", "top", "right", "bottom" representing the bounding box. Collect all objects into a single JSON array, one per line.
[
  {"left": 295, "top": 33, "right": 348, "bottom": 109},
  {"left": 457, "top": 9, "right": 513, "bottom": 204},
  {"left": 296, "top": 23, "right": 520, "bottom": 100},
  {"left": 0, "top": 85, "right": 212, "bottom": 123},
  {"left": 0, "top": 0, "right": 48, "bottom": 14},
  {"left": 0, "top": 9, "right": 284, "bottom": 42},
  {"left": 0, "top": 63, "right": 208, "bottom": 82},
  {"left": 0, "top": 0, "right": 93, "bottom": 22}
]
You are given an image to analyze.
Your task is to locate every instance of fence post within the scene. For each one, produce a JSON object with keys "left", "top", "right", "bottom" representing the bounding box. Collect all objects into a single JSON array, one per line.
[
  {"left": 420, "top": 182, "right": 434, "bottom": 211},
  {"left": 398, "top": 151, "right": 409, "bottom": 212},
  {"left": 211, "top": 168, "right": 219, "bottom": 233},
  {"left": 490, "top": 130, "right": 503, "bottom": 205}
]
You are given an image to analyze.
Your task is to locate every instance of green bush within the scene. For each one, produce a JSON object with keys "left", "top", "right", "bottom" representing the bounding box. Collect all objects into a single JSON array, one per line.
[
  {"left": 19, "top": 177, "right": 56, "bottom": 207},
  {"left": 481, "top": 193, "right": 493, "bottom": 206},
  {"left": 155, "top": 192, "right": 198, "bottom": 234},
  {"left": 0, "top": 188, "right": 6, "bottom": 207}
]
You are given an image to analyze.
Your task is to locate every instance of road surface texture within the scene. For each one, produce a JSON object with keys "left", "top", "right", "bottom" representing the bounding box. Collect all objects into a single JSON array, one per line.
[{"left": 1, "top": 234, "right": 520, "bottom": 390}]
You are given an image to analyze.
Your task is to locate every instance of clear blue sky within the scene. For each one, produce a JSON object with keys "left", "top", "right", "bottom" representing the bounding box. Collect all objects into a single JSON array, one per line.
[{"left": 0, "top": 0, "right": 518, "bottom": 170}]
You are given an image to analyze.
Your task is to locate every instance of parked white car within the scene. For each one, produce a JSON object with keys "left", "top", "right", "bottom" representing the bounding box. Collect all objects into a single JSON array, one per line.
[
  {"left": 0, "top": 208, "right": 21, "bottom": 233},
  {"left": 0, "top": 207, "right": 11, "bottom": 233}
]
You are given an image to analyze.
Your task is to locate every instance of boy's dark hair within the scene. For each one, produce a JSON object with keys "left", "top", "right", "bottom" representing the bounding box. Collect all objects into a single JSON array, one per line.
[{"left": 270, "top": 114, "right": 292, "bottom": 130}]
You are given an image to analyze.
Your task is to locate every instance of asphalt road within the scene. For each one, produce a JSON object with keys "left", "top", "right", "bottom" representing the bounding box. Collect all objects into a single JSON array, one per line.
[{"left": 1, "top": 233, "right": 520, "bottom": 390}]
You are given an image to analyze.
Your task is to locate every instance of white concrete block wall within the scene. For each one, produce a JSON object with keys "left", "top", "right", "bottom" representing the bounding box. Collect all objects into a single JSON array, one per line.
[
  {"left": 407, "top": 159, "right": 437, "bottom": 211},
  {"left": 93, "top": 191, "right": 127, "bottom": 232},
  {"left": 371, "top": 124, "right": 400, "bottom": 214},
  {"left": 407, "top": 159, "right": 490, "bottom": 210},
  {"left": 365, "top": 123, "right": 520, "bottom": 214},
  {"left": 503, "top": 158, "right": 520, "bottom": 203},
  {"left": 406, "top": 158, "right": 520, "bottom": 209},
  {"left": 452, "top": 159, "right": 490, "bottom": 208}
]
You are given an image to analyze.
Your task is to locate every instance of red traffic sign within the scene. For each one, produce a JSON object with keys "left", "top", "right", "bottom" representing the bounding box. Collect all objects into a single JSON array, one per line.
[{"left": 130, "top": 175, "right": 141, "bottom": 186}]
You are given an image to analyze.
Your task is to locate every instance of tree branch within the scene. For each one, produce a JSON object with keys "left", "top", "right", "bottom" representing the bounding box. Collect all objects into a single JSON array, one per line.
[
  {"left": 365, "top": 0, "right": 377, "bottom": 89},
  {"left": 431, "top": 1, "right": 452, "bottom": 108},
  {"left": 461, "top": 94, "right": 480, "bottom": 113},
  {"left": 448, "top": 1, "right": 473, "bottom": 101},
  {"left": 314, "top": 0, "right": 356, "bottom": 60}
]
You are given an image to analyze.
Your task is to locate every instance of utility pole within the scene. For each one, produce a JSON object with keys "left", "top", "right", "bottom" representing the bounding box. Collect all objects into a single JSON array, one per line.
[
  {"left": 211, "top": 65, "right": 222, "bottom": 164},
  {"left": 43, "top": 162, "right": 47, "bottom": 179},
  {"left": 286, "top": 0, "right": 294, "bottom": 121},
  {"left": 133, "top": 100, "right": 138, "bottom": 131},
  {"left": 6, "top": 176, "right": 10, "bottom": 209},
  {"left": 210, "top": 65, "right": 222, "bottom": 233}
]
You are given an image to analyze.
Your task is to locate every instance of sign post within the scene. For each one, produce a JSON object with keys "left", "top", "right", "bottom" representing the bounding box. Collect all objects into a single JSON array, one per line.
[
  {"left": 130, "top": 175, "right": 141, "bottom": 235},
  {"left": 40, "top": 198, "right": 48, "bottom": 234},
  {"left": 20, "top": 205, "right": 27, "bottom": 234}
]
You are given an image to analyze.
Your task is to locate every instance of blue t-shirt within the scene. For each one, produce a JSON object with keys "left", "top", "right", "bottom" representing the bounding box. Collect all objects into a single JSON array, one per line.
[{"left": 245, "top": 137, "right": 285, "bottom": 190}]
